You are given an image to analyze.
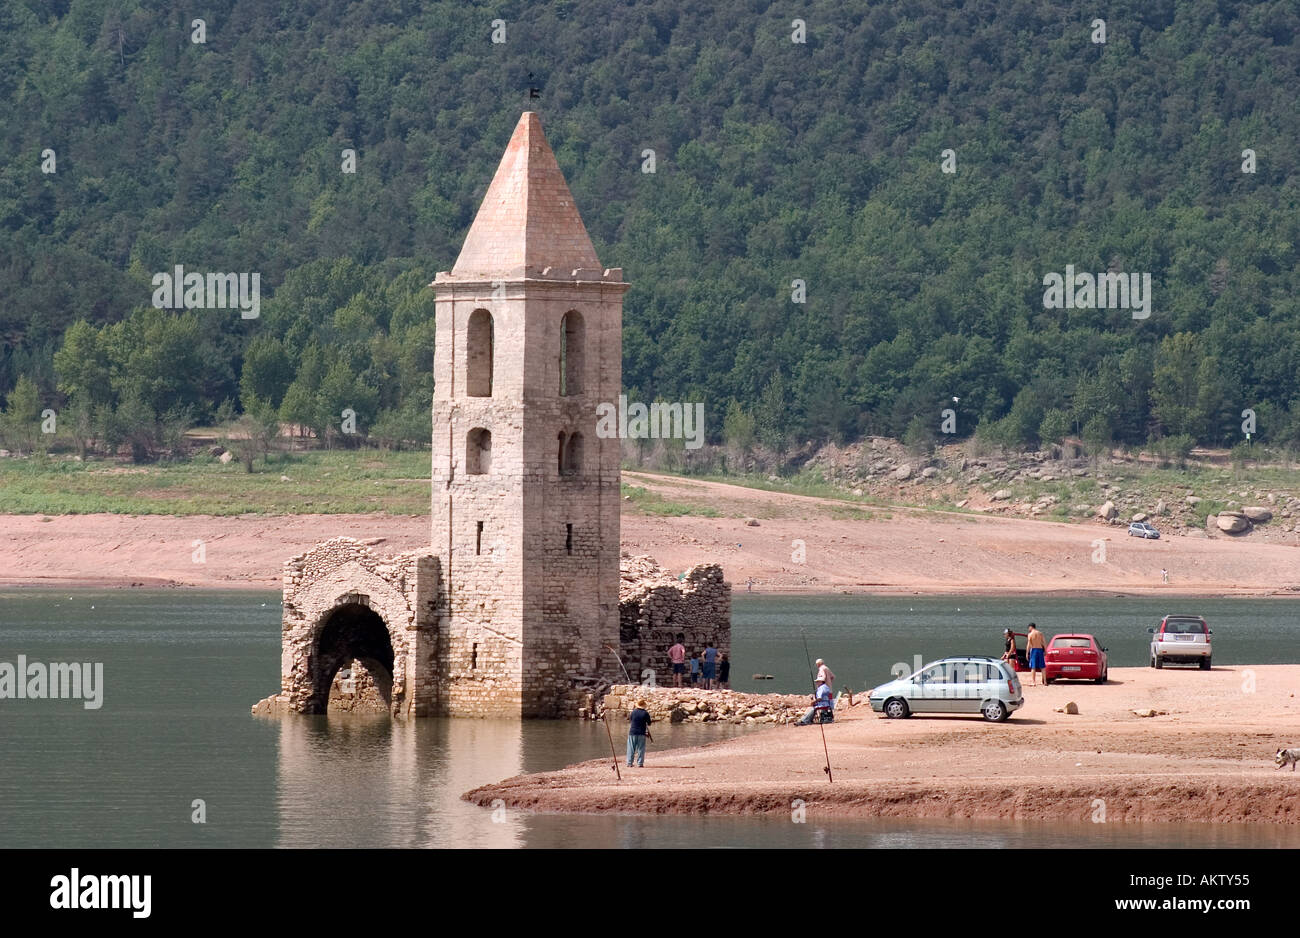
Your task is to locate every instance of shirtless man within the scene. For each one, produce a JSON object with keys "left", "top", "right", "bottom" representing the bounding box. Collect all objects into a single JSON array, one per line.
[
  {"left": 815, "top": 657, "right": 835, "bottom": 691},
  {"left": 1025, "top": 623, "right": 1047, "bottom": 686}
]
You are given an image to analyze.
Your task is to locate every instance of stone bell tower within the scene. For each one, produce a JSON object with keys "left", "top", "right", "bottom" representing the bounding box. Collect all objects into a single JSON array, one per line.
[{"left": 430, "top": 112, "right": 628, "bottom": 717}]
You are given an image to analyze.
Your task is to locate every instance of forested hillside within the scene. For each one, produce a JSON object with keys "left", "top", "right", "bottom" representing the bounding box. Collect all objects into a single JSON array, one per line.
[{"left": 3, "top": 0, "right": 1300, "bottom": 457}]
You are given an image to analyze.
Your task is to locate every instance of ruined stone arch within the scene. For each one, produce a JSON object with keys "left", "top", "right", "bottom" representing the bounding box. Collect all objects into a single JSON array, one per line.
[
  {"left": 560, "top": 310, "right": 584, "bottom": 396},
  {"left": 466, "top": 308, "right": 493, "bottom": 397},
  {"left": 292, "top": 569, "right": 413, "bottom": 716}
]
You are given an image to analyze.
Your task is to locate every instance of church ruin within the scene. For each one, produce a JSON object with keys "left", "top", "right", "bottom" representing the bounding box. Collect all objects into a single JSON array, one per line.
[{"left": 253, "top": 112, "right": 731, "bottom": 719}]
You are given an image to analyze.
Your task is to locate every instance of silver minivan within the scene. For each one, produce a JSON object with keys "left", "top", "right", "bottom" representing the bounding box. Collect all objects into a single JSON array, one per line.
[{"left": 868, "top": 656, "right": 1024, "bottom": 722}]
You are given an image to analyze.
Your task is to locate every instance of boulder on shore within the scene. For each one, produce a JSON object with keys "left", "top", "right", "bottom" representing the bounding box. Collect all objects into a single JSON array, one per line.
[{"left": 1216, "top": 513, "right": 1250, "bottom": 533}]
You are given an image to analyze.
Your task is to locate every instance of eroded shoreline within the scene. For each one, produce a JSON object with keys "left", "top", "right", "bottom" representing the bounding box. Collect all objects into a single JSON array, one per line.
[{"left": 465, "top": 665, "right": 1300, "bottom": 825}]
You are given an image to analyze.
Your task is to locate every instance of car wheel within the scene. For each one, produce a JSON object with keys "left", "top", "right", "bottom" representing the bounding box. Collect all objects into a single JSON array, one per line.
[
  {"left": 884, "top": 698, "right": 910, "bottom": 719},
  {"left": 1095, "top": 672, "right": 1106, "bottom": 684},
  {"left": 982, "top": 700, "right": 1008, "bottom": 722},
  {"left": 1154, "top": 656, "right": 1163, "bottom": 669},
  {"left": 1200, "top": 657, "right": 1211, "bottom": 671}
]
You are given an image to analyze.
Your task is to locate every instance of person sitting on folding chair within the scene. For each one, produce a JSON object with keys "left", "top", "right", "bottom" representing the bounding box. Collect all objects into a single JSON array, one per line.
[{"left": 796, "top": 679, "right": 834, "bottom": 725}]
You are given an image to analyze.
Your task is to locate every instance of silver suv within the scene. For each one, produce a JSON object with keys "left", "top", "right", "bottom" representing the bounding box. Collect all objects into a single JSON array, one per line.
[
  {"left": 1149, "top": 615, "right": 1212, "bottom": 669},
  {"left": 868, "top": 656, "right": 1023, "bottom": 722}
]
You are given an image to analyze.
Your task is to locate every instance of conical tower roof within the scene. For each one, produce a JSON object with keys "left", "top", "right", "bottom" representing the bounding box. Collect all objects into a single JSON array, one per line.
[{"left": 449, "top": 112, "right": 602, "bottom": 279}]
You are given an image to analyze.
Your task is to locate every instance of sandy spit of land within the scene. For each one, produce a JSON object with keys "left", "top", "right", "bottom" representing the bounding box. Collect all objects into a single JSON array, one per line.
[
  {"left": 1, "top": 474, "right": 1298, "bottom": 594},
  {"left": 464, "top": 665, "right": 1300, "bottom": 824}
]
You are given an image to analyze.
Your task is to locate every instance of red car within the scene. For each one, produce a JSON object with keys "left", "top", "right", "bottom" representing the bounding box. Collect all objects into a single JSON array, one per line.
[{"left": 1044, "top": 633, "right": 1108, "bottom": 684}]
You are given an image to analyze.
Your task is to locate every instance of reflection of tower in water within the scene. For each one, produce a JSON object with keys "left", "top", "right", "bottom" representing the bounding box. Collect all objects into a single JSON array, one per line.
[{"left": 274, "top": 716, "right": 524, "bottom": 848}]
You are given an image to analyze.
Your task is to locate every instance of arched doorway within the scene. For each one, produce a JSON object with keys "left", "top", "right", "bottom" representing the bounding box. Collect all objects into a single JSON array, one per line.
[{"left": 307, "top": 601, "right": 397, "bottom": 714}]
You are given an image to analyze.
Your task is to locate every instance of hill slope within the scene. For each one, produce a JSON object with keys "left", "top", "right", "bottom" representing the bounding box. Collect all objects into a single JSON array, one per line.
[{"left": 3, "top": 0, "right": 1300, "bottom": 450}]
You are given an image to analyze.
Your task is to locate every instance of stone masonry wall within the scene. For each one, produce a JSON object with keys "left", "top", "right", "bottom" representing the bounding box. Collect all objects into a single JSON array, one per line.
[
  {"left": 327, "top": 658, "right": 391, "bottom": 714},
  {"left": 618, "top": 555, "right": 731, "bottom": 685}
]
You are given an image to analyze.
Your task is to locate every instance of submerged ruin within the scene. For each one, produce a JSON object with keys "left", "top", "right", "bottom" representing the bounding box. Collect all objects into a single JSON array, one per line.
[{"left": 253, "top": 113, "right": 730, "bottom": 719}]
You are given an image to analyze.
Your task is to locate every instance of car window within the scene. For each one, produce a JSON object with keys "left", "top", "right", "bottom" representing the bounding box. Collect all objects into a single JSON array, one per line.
[
  {"left": 1164, "top": 619, "right": 1205, "bottom": 634},
  {"left": 915, "top": 662, "right": 960, "bottom": 683},
  {"left": 1053, "top": 638, "right": 1092, "bottom": 648}
]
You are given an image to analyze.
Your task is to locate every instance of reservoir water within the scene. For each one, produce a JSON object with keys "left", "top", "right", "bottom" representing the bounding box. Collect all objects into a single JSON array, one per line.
[{"left": 1, "top": 590, "right": 1297, "bottom": 849}]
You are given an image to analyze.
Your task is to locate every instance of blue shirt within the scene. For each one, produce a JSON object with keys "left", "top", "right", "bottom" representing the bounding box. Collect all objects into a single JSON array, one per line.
[
  {"left": 690, "top": 658, "right": 700, "bottom": 675},
  {"left": 704, "top": 646, "right": 717, "bottom": 665},
  {"left": 629, "top": 708, "right": 651, "bottom": 735},
  {"left": 814, "top": 684, "right": 833, "bottom": 709}
]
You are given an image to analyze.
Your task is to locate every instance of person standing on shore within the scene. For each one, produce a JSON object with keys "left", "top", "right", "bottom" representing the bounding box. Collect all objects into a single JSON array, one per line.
[
  {"left": 627, "top": 698, "right": 652, "bottom": 767},
  {"left": 1026, "top": 623, "right": 1047, "bottom": 685},
  {"left": 668, "top": 634, "right": 686, "bottom": 687},
  {"left": 689, "top": 650, "right": 701, "bottom": 686},
  {"left": 815, "top": 658, "right": 835, "bottom": 691},
  {"left": 718, "top": 653, "right": 730, "bottom": 689},
  {"left": 702, "top": 641, "right": 717, "bottom": 690}
]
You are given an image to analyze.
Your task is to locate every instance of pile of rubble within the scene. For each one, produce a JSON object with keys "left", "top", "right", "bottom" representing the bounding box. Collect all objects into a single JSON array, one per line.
[{"left": 598, "top": 684, "right": 815, "bottom": 725}]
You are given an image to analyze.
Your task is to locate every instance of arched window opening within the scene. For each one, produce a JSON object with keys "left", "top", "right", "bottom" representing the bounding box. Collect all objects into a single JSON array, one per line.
[
  {"left": 466, "top": 427, "right": 492, "bottom": 475},
  {"left": 557, "top": 431, "right": 567, "bottom": 474},
  {"left": 563, "top": 431, "right": 583, "bottom": 476},
  {"left": 560, "top": 310, "right": 584, "bottom": 396},
  {"left": 467, "top": 309, "right": 494, "bottom": 397}
]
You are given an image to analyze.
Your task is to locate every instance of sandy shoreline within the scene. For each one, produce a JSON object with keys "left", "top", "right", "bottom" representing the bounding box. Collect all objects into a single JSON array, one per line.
[
  {"left": 2, "top": 472, "right": 1299, "bottom": 596},
  {"left": 465, "top": 665, "right": 1300, "bottom": 825}
]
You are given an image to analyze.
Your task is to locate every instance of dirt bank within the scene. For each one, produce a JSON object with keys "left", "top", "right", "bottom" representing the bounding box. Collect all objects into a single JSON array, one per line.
[
  {"left": 465, "top": 665, "right": 1300, "bottom": 824},
  {"left": 0, "top": 472, "right": 1297, "bottom": 594}
]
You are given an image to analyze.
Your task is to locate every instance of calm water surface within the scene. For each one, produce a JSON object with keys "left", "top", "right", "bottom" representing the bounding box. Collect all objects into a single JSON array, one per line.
[{"left": 1, "top": 590, "right": 1297, "bottom": 849}]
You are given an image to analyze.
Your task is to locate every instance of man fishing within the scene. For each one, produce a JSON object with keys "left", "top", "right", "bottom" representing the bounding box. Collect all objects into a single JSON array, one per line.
[
  {"left": 795, "top": 678, "right": 834, "bottom": 725},
  {"left": 800, "top": 630, "right": 834, "bottom": 781}
]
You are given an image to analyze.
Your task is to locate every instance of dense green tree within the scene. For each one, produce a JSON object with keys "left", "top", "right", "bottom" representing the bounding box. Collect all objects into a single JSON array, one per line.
[
  {"left": 0, "top": 375, "right": 44, "bottom": 455},
  {"left": 239, "top": 336, "right": 293, "bottom": 411},
  {"left": 1038, "top": 409, "right": 1071, "bottom": 451},
  {"left": 4, "top": 0, "right": 1300, "bottom": 456}
]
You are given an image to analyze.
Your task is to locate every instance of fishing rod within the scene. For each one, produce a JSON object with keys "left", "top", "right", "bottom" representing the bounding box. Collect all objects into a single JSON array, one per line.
[
  {"left": 602, "top": 712, "right": 622, "bottom": 780},
  {"left": 800, "top": 628, "right": 833, "bottom": 783},
  {"left": 603, "top": 643, "right": 633, "bottom": 684}
]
